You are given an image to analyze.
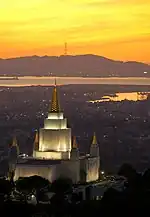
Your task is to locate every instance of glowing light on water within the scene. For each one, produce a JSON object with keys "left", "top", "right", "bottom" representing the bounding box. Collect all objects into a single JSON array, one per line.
[{"left": 88, "top": 92, "right": 150, "bottom": 103}]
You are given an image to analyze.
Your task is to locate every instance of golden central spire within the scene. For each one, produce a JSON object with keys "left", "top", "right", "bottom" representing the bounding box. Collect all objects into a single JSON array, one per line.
[
  {"left": 49, "top": 78, "right": 60, "bottom": 113},
  {"left": 73, "top": 136, "right": 78, "bottom": 148},
  {"left": 92, "top": 132, "right": 97, "bottom": 145}
]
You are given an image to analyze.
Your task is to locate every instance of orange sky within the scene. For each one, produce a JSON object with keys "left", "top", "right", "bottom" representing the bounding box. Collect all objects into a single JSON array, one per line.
[{"left": 0, "top": 0, "right": 150, "bottom": 62}]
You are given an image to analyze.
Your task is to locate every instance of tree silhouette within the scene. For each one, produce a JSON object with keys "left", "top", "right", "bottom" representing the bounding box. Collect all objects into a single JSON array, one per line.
[
  {"left": 142, "top": 169, "right": 150, "bottom": 189},
  {"left": 16, "top": 175, "right": 50, "bottom": 194},
  {"left": 49, "top": 178, "right": 73, "bottom": 217},
  {"left": 50, "top": 177, "right": 73, "bottom": 194},
  {"left": 118, "top": 163, "right": 137, "bottom": 181},
  {"left": 0, "top": 178, "right": 12, "bottom": 202}
]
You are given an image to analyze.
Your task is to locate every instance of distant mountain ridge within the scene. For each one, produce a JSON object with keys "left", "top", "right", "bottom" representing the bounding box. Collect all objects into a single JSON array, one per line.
[{"left": 0, "top": 54, "right": 149, "bottom": 77}]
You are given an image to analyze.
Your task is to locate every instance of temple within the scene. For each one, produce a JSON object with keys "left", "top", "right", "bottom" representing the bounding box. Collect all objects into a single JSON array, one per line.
[{"left": 12, "top": 81, "right": 100, "bottom": 183}]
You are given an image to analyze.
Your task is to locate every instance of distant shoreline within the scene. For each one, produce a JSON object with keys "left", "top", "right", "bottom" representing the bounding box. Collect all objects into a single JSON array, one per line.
[
  {"left": 0, "top": 76, "right": 149, "bottom": 87},
  {"left": 0, "top": 76, "right": 149, "bottom": 79}
]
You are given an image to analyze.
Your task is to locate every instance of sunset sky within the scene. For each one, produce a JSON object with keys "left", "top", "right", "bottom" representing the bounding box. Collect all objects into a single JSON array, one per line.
[{"left": 0, "top": 0, "right": 150, "bottom": 62}]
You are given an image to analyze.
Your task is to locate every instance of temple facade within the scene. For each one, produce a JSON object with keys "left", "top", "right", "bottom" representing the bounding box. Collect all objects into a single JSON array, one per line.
[{"left": 12, "top": 82, "right": 100, "bottom": 183}]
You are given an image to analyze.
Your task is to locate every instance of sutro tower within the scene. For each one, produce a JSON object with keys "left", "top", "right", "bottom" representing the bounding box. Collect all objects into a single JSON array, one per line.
[{"left": 64, "top": 42, "right": 68, "bottom": 55}]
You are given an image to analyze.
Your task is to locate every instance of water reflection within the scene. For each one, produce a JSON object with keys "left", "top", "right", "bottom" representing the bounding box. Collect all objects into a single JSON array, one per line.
[
  {"left": 89, "top": 92, "right": 150, "bottom": 103},
  {"left": 1, "top": 76, "right": 150, "bottom": 86}
]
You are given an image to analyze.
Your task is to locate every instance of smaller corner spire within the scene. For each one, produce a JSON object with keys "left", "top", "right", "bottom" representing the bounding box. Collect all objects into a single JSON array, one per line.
[
  {"left": 92, "top": 132, "right": 97, "bottom": 145},
  {"left": 73, "top": 136, "right": 78, "bottom": 148},
  {"left": 34, "top": 130, "right": 39, "bottom": 144},
  {"left": 12, "top": 135, "right": 17, "bottom": 147},
  {"left": 34, "top": 130, "right": 39, "bottom": 150},
  {"left": 12, "top": 135, "right": 19, "bottom": 155}
]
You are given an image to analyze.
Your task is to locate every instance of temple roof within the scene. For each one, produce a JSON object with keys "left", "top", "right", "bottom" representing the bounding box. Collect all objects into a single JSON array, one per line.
[
  {"left": 92, "top": 132, "right": 97, "bottom": 145},
  {"left": 49, "top": 79, "right": 60, "bottom": 113}
]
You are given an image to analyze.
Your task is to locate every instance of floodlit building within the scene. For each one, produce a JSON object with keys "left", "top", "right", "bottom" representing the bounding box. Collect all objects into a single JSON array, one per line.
[
  {"left": 33, "top": 82, "right": 71, "bottom": 160},
  {"left": 13, "top": 82, "right": 100, "bottom": 183}
]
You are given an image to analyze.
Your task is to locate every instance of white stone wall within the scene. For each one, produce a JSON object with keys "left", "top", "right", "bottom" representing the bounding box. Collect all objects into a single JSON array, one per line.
[
  {"left": 33, "top": 150, "right": 70, "bottom": 160},
  {"left": 44, "top": 118, "right": 67, "bottom": 130},
  {"left": 14, "top": 164, "right": 57, "bottom": 182},
  {"left": 33, "top": 150, "right": 62, "bottom": 159},
  {"left": 86, "top": 157, "right": 100, "bottom": 182},
  {"left": 14, "top": 160, "right": 80, "bottom": 184},
  {"left": 80, "top": 158, "right": 88, "bottom": 183},
  {"left": 90, "top": 145, "right": 99, "bottom": 157},
  {"left": 39, "top": 128, "right": 71, "bottom": 152},
  {"left": 55, "top": 160, "right": 80, "bottom": 184},
  {"left": 47, "top": 112, "right": 64, "bottom": 120},
  {"left": 79, "top": 156, "right": 100, "bottom": 183}
]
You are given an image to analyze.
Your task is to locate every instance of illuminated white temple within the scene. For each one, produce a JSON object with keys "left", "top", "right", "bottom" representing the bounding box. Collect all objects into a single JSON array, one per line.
[
  {"left": 33, "top": 81, "right": 71, "bottom": 160},
  {"left": 13, "top": 82, "right": 100, "bottom": 184}
]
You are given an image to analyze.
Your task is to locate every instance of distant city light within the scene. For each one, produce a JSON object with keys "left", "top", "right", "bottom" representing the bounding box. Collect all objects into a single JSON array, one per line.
[{"left": 144, "top": 71, "right": 148, "bottom": 74}]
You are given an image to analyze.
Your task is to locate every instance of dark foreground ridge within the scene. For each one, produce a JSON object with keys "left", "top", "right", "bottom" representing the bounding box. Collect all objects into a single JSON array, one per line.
[{"left": 0, "top": 54, "right": 149, "bottom": 77}]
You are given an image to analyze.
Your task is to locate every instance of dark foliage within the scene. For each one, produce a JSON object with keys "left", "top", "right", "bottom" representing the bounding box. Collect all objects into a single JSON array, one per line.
[
  {"left": 50, "top": 177, "right": 73, "bottom": 194},
  {"left": 0, "top": 178, "right": 12, "bottom": 195},
  {"left": 15, "top": 175, "right": 50, "bottom": 193},
  {"left": 2, "top": 165, "right": 150, "bottom": 216}
]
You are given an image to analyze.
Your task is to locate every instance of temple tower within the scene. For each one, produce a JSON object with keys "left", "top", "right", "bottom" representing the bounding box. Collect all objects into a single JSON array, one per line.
[
  {"left": 8, "top": 136, "right": 19, "bottom": 180},
  {"left": 33, "top": 80, "right": 71, "bottom": 159},
  {"left": 70, "top": 136, "right": 79, "bottom": 160},
  {"left": 86, "top": 132, "right": 100, "bottom": 182},
  {"left": 90, "top": 132, "right": 99, "bottom": 157}
]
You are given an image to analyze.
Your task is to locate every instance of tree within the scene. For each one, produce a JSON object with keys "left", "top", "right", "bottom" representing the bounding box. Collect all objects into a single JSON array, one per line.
[
  {"left": 16, "top": 175, "right": 50, "bottom": 194},
  {"left": 118, "top": 163, "right": 137, "bottom": 182},
  {"left": 50, "top": 178, "right": 73, "bottom": 217},
  {"left": 50, "top": 177, "right": 73, "bottom": 194},
  {"left": 142, "top": 169, "right": 150, "bottom": 189},
  {"left": 0, "top": 178, "right": 12, "bottom": 201}
]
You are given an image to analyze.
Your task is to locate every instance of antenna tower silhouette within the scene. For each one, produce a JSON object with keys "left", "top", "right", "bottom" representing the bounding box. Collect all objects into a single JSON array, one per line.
[{"left": 64, "top": 42, "right": 68, "bottom": 55}]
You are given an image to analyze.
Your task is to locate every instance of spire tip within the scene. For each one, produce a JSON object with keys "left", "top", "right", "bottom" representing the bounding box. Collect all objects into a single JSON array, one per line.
[{"left": 92, "top": 132, "right": 97, "bottom": 145}]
